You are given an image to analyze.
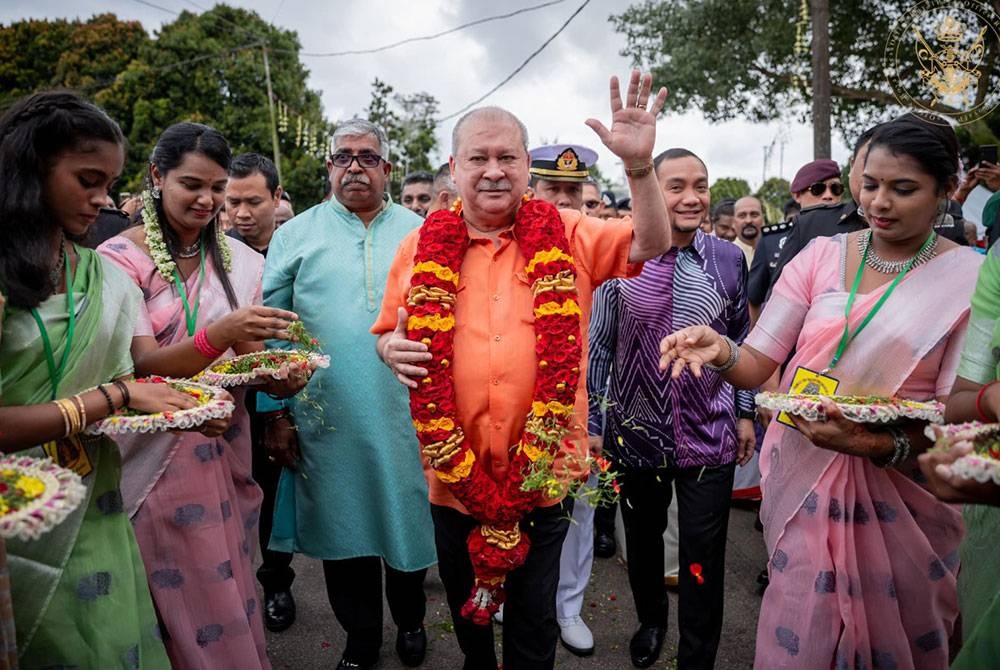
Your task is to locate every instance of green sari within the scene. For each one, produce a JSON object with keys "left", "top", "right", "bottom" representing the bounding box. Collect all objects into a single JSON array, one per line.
[
  {"left": 952, "top": 242, "right": 1000, "bottom": 668},
  {"left": 0, "top": 247, "right": 169, "bottom": 669}
]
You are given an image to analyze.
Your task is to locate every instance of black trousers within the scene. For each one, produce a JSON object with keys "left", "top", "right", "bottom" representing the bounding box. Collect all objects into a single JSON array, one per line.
[
  {"left": 594, "top": 498, "right": 618, "bottom": 538},
  {"left": 322, "top": 557, "right": 428, "bottom": 663},
  {"left": 431, "top": 501, "right": 572, "bottom": 670},
  {"left": 618, "top": 462, "right": 735, "bottom": 670},
  {"left": 248, "top": 391, "right": 295, "bottom": 592}
]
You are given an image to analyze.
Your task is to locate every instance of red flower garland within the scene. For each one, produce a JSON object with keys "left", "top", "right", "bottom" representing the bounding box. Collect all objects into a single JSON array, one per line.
[{"left": 406, "top": 197, "right": 582, "bottom": 624}]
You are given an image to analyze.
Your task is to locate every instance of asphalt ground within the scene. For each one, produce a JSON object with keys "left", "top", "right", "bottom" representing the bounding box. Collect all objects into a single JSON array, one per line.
[{"left": 260, "top": 502, "right": 765, "bottom": 669}]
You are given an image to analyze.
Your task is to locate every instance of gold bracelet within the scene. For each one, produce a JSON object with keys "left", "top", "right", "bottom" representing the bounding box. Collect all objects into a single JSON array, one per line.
[
  {"left": 624, "top": 161, "right": 654, "bottom": 179},
  {"left": 55, "top": 398, "right": 81, "bottom": 436},
  {"left": 52, "top": 400, "right": 71, "bottom": 437},
  {"left": 71, "top": 394, "right": 87, "bottom": 432}
]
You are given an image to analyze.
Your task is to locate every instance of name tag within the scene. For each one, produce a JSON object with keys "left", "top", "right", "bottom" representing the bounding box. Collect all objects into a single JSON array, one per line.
[
  {"left": 777, "top": 366, "right": 840, "bottom": 429},
  {"left": 43, "top": 436, "right": 94, "bottom": 477}
]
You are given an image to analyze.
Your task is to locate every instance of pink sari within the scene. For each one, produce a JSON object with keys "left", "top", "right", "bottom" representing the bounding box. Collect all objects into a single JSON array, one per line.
[
  {"left": 98, "top": 236, "right": 270, "bottom": 669},
  {"left": 746, "top": 236, "right": 981, "bottom": 669}
]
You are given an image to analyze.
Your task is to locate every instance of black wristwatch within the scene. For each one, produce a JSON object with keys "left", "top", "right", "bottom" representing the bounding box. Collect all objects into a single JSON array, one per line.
[{"left": 737, "top": 409, "right": 757, "bottom": 421}]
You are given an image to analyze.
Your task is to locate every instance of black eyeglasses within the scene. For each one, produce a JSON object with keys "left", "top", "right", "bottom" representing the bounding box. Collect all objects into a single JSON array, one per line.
[
  {"left": 808, "top": 181, "right": 844, "bottom": 197},
  {"left": 583, "top": 199, "right": 602, "bottom": 209},
  {"left": 330, "top": 152, "right": 384, "bottom": 169}
]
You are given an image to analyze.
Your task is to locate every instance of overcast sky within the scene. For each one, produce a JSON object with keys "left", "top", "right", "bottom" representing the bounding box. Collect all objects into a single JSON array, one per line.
[{"left": 0, "top": 0, "right": 852, "bottom": 190}]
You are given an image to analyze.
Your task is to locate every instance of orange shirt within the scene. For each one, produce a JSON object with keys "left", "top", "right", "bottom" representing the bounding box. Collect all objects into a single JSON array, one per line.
[{"left": 372, "top": 210, "right": 641, "bottom": 513}]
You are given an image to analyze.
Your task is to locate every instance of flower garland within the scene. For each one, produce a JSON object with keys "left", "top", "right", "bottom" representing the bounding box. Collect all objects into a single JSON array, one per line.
[
  {"left": 407, "top": 196, "right": 582, "bottom": 624},
  {"left": 141, "top": 188, "right": 232, "bottom": 282},
  {"left": 0, "top": 455, "right": 86, "bottom": 541}
]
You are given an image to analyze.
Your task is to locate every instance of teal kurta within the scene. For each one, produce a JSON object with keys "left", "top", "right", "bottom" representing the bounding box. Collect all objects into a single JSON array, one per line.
[{"left": 262, "top": 197, "right": 435, "bottom": 570}]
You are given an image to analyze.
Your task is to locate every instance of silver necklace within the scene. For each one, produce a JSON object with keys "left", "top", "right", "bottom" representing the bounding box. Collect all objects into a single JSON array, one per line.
[
  {"left": 857, "top": 229, "right": 937, "bottom": 274},
  {"left": 174, "top": 240, "right": 202, "bottom": 259}
]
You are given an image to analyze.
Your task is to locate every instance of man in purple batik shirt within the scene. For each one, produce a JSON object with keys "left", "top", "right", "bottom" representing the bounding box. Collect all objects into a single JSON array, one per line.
[{"left": 588, "top": 148, "right": 755, "bottom": 669}]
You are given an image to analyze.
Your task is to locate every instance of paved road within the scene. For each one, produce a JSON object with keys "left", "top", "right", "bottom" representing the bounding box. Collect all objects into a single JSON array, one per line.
[{"left": 263, "top": 503, "right": 766, "bottom": 669}]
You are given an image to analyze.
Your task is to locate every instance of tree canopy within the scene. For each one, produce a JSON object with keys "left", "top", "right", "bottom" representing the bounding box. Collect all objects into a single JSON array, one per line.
[
  {"left": 710, "top": 177, "right": 752, "bottom": 206},
  {"left": 0, "top": 4, "right": 441, "bottom": 209},
  {"left": 612, "top": 0, "right": 999, "bottom": 149}
]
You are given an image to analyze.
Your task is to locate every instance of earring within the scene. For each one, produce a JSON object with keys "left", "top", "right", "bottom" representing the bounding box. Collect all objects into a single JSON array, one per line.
[
  {"left": 933, "top": 199, "right": 949, "bottom": 228},
  {"left": 856, "top": 205, "right": 866, "bottom": 219},
  {"left": 152, "top": 185, "right": 161, "bottom": 200}
]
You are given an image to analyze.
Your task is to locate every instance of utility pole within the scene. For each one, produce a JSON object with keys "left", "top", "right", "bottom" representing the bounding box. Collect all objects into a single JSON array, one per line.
[
  {"left": 810, "top": 0, "right": 832, "bottom": 159},
  {"left": 261, "top": 46, "right": 283, "bottom": 183}
]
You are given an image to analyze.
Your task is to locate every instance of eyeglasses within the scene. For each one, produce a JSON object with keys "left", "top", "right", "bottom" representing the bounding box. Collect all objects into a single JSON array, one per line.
[
  {"left": 808, "top": 181, "right": 844, "bottom": 197},
  {"left": 330, "top": 152, "right": 384, "bottom": 169},
  {"left": 583, "top": 199, "right": 602, "bottom": 209}
]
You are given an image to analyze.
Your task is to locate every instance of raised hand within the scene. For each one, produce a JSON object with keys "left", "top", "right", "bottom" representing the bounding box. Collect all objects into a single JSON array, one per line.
[
  {"left": 209, "top": 305, "right": 300, "bottom": 347},
  {"left": 585, "top": 70, "right": 668, "bottom": 168},
  {"left": 659, "top": 325, "right": 726, "bottom": 379}
]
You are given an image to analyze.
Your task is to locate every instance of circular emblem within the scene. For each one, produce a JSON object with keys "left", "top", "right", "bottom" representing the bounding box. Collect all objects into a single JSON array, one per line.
[{"left": 883, "top": 0, "right": 1000, "bottom": 124}]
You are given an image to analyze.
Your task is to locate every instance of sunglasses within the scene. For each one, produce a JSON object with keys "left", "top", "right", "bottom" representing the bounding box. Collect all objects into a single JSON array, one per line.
[
  {"left": 330, "top": 152, "right": 384, "bottom": 169},
  {"left": 808, "top": 181, "right": 844, "bottom": 197},
  {"left": 583, "top": 199, "right": 602, "bottom": 209}
]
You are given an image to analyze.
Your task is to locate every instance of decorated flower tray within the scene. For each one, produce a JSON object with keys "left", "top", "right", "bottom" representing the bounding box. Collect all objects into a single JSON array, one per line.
[
  {"left": 925, "top": 421, "right": 1000, "bottom": 485},
  {"left": 85, "top": 378, "right": 233, "bottom": 435},
  {"left": 755, "top": 392, "right": 945, "bottom": 424},
  {"left": 195, "top": 349, "right": 330, "bottom": 388},
  {"left": 0, "top": 455, "right": 86, "bottom": 541}
]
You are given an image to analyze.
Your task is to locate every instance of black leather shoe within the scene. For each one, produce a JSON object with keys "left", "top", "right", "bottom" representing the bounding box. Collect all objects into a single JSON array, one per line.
[
  {"left": 594, "top": 531, "right": 617, "bottom": 558},
  {"left": 395, "top": 626, "right": 427, "bottom": 667},
  {"left": 263, "top": 590, "right": 296, "bottom": 632},
  {"left": 629, "top": 624, "right": 666, "bottom": 668}
]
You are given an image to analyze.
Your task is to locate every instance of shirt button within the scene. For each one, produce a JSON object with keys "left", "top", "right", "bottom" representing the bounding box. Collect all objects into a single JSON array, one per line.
[
  {"left": 492, "top": 378, "right": 500, "bottom": 385},
  {"left": 494, "top": 335, "right": 501, "bottom": 342},
  {"left": 493, "top": 294, "right": 500, "bottom": 301},
  {"left": 494, "top": 423, "right": 502, "bottom": 430}
]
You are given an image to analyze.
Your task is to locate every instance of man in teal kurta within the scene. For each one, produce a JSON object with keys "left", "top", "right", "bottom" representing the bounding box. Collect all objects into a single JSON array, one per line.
[{"left": 260, "top": 119, "right": 435, "bottom": 670}]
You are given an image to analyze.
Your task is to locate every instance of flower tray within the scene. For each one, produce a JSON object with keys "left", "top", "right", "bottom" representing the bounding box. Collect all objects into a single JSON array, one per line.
[
  {"left": 755, "top": 392, "right": 944, "bottom": 424},
  {"left": 85, "top": 378, "right": 233, "bottom": 435},
  {"left": 0, "top": 455, "right": 86, "bottom": 541},
  {"left": 195, "top": 349, "right": 330, "bottom": 388},
  {"left": 925, "top": 421, "right": 1000, "bottom": 485}
]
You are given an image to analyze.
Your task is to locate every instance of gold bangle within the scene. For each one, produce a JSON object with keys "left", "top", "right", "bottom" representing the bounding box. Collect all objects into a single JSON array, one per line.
[
  {"left": 55, "top": 398, "right": 81, "bottom": 436},
  {"left": 71, "top": 395, "right": 87, "bottom": 432},
  {"left": 52, "top": 400, "right": 71, "bottom": 437},
  {"left": 624, "top": 161, "right": 654, "bottom": 179}
]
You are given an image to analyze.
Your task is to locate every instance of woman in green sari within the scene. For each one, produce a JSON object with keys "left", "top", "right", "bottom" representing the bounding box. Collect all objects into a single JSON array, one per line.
[
  {"left": 0, "top": 92, "right": 212, "bottom": 668},
  {"left": 922, "top": 244, "right": 1000, "bottom": 668}
]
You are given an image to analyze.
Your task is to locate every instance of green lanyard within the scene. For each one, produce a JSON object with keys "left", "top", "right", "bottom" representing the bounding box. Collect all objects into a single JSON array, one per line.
[
  {"left": 827, "top": 232, "right": 936, "bottom": 371},
  {"left": 30, "top": 246, "right": 76, "bottom": 400},
  {"left": 172, "top": 246, "right": 205, "bottom": 337}
]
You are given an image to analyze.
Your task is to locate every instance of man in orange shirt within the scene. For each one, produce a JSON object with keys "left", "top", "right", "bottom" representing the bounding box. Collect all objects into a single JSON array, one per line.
[{"left": 372, "top": 70, "right": 671, "bottom": 670}]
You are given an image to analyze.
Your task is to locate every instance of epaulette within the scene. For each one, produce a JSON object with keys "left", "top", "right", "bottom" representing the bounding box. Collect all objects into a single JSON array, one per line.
[{"left": 761, "top": 220, "right": 794, "bottom": 235}]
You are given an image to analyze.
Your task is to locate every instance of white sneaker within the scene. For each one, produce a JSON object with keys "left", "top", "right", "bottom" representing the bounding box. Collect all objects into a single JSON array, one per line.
[
  {"left": 558, "top": 615, "right": 594, "bottom": 656},
  {"left": 492, "top": 603, "right": 503, "bottom": 624}
]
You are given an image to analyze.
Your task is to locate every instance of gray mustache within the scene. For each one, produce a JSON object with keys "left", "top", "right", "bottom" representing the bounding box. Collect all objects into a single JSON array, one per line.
[
  {"left": 341, "top": 174, "right": 371, "bottom": 186},
  {"left": 477, "top": 180, "right": 512, "bottom": 191}
]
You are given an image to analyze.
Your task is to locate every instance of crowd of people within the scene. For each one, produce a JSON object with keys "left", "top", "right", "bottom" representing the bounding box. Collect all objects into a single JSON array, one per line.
[{"left": 0, "top": 67, "right": 998, "bottom": 670}]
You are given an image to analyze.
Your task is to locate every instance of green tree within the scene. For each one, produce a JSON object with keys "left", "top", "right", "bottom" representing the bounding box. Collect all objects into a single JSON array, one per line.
[
  {"left": 364, "top": 78, "right": 439, "bottom": 197},
  {"left": 710, "top": 178, "right": 752, "bottom": 206},
  {"left": 612, "top": 0, "right": 1000, "bottom": 154},
  {"left": 755, "top": 176, "right": 792, "bottom": 222}
]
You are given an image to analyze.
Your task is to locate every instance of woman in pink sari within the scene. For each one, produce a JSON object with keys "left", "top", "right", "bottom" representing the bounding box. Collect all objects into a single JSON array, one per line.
[
  {"left": 98, "top": 123, "right": 304, "bottom": 668},
  {"left": 660, "top": 116, "right": 981, "bottom": 667}
]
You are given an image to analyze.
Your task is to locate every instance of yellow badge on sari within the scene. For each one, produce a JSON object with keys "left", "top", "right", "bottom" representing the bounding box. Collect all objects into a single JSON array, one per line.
[
  {"left": 42, "top": 437, "right": 93, "bottom": 477},
  {"left": 778, "top": 366, "right": 840, "bottom": 429}
]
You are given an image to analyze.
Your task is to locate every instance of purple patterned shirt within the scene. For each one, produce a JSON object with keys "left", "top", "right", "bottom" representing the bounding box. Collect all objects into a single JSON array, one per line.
[{"left": 588, "top": 230, "right": 752, "bottom": 469}]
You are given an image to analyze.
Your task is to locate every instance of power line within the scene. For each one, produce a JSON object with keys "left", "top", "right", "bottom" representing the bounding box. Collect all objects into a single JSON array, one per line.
[
  {"left": 289, "top": 0, "right": 566, "bottom": 57},
  {"left": 437, "top": 0, "right": 591, "bottom": 122}
]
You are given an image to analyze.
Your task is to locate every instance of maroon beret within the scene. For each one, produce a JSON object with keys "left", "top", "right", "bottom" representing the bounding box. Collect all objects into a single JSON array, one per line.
[{"left": 790, "top": 159, "right": 841, "bottom": 193}]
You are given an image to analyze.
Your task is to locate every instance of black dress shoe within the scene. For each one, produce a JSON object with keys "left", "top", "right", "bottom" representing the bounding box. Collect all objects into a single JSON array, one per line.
[
  {"left": 263, "top": 589, "right": 296, "bottom": 632},
  {"left": 594, "top": 531, "right": 617, "bottom": 559},
  {"left": 396, "top": 626, "right": 427, "bottom": 667},
  {"left": 629, "top": 624, "right": 666, "bottom": 668}
]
